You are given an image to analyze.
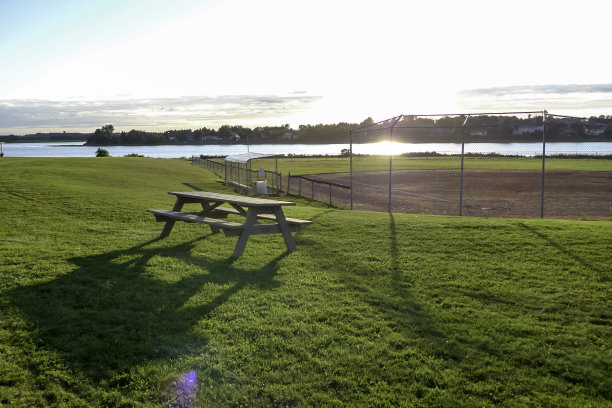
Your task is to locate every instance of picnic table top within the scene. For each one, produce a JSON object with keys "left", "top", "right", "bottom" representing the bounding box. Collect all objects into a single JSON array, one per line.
[{"left": 169, "top": 191, "right": 296, "bottom": 207}]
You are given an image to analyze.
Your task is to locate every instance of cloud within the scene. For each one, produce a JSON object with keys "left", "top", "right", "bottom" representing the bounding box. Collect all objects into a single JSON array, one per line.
[
  {"left": 459, "top": 84, "right": 612, "bottom": 97},
  {"left": 0, "top": 94, "right": 322, "bottom": 133},
  {"left": 457, "top": 84, "right": 612, "bottom": 114}
]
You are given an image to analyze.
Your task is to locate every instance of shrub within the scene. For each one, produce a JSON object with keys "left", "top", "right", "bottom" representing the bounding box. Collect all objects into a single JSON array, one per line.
[{"left": 96, "top": 148, "right": 110, "bottom": 157}]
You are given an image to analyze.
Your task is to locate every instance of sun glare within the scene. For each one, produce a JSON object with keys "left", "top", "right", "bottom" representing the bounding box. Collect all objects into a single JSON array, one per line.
[{"left": 353, "top": 141, "right": 406, "bottom": 156}]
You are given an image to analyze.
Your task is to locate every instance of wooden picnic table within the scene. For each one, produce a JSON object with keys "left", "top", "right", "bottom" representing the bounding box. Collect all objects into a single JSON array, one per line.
[{"left": 148, "top": 191, "right": 312, "bottom": 257}]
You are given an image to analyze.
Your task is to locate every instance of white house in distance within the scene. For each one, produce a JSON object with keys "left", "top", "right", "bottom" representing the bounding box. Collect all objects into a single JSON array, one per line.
[
  {"left": 512, "top": 125, "right": 543, "bottom": 135},
  {"left": 584, "top": 126, "right": 606, "bottom": 136},
  {"left": 469, "top": 128, "right": 487, "bottom": 137}
]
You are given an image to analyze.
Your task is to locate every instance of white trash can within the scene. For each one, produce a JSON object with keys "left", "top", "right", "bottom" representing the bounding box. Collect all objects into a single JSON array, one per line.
[{"left": 256, "top": 180, "right": 267, "bottom": 195}]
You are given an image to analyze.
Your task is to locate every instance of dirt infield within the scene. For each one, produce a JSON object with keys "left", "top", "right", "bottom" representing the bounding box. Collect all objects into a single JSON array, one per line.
[{"left": 299, "top": 170, "right": 612, "bottom": 219}]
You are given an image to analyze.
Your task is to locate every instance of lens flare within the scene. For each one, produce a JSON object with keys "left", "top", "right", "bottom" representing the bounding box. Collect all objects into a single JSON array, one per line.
[{"left": 170, "top": 370, "right": 197, "bottom": 408}]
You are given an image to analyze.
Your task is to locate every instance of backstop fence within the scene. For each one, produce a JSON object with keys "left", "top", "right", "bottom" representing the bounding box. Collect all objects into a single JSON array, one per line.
[
  {"left": 349, "top": 111, "right": 612, "bottom": 219},
  {"left": 192, "top": 111, "right": 611, "bottom": 219}
]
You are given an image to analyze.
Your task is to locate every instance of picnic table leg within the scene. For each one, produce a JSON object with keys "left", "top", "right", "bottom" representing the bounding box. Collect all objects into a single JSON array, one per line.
[
  {"left": 200, "top": 201, "right": 221, "bottom": 234},
  {"left": 232, "top": 208, "right": 258, "bottom": 257},
  {"left": 273, "top": 207, "right": 298, "bottom": 252},
  {"left": 160, "top": 198, "right": 185, "bottom": 238}
]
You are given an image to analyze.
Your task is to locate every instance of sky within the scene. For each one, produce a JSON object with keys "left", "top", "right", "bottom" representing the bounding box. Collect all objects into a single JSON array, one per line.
[{"left": 1, "top": 0, "right": 612, "bottom": 134}]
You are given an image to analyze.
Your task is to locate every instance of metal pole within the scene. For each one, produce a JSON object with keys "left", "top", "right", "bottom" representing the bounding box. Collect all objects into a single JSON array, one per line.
[
  {"left": 540, "top": 111, "right": 547, "bottom": 219},
  {"left": 459, "top": 115, "right": 469, "bottom": 216},
  {"left": 387, "top": 115, "right": 402, "bottom": 213},
  {"left": 388, "top": 127, "right": 393, "bottom": 213},
  {"left": 349, "top": 130, "right": 353, "bottom": 210}
]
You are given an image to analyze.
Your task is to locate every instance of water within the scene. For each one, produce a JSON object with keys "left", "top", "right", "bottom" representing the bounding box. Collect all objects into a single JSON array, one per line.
[
  {"left": 1, "top": 142, "right": 348, "bottom": 158},
  {"left": 2, "top": 141, "right": 612, "bottom": 158}
]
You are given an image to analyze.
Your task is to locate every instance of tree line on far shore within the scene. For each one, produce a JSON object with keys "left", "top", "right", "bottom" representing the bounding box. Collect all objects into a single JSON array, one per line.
[
  {"left": 0, "top": 132, "right": 89, "bottom": 143},
  {"left": 85, "top": 121, "right": 372, "bottom": 146},
  {"left": 3, "top": 114, "right": 612, "bottom": 145},
  {"left": 86, "top": 115, "right": 612, "bottom": 145}
]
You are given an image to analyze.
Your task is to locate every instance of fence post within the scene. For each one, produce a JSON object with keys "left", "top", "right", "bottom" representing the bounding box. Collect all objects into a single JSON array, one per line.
[
  {"left": 459, "top": 115, "right": 469, "bottom": 216},
  {"left": 540, "top": 111, "right": 547, "bottom": 219},
  {"left": 299, "top": 177, "right": 302, "bottom": 196},
  {"left": 329, "top": 184, "right": 332, "bottom": 205},
  {"left": 388, "top": 128, "right": 393, "bottom": 213},
  {"left": 287, "top": 172, "right": 291, "bottom": 192},
  {"left": 349, "top": 130, "right": 353, "bottom": 210},
  {"left": 388, "top": 115, "right": 402, "bottom": 214}
]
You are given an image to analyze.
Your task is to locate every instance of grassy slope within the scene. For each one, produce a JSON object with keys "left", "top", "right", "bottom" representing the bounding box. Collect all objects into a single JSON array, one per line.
[{"left": 0, "top": 158, "right": 611, "bottom": 407}]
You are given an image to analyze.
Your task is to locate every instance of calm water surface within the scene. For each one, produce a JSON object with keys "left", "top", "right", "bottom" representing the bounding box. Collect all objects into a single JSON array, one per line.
[{"left": 3, "top": 141, "right": 612, "bottom": 158}]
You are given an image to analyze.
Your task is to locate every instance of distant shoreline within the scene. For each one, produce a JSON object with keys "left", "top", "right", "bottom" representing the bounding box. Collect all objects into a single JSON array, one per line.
[
  {"left": 68, "top": 138, "right": 612, "bottom": 146},
  {"left": 0, "top": 135, "right": 612, "bottom": 147},
  {"left": 4, "top": 136, "right": 612, "bottom": 145}
]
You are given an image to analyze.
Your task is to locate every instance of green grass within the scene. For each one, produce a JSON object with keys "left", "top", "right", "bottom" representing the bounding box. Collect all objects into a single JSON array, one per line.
[
  {"left": 1, "top": 157, "right": 611, "bottom": 407},
  {"left": 240, "top": 156, "right": 612, "bottom": 176}
]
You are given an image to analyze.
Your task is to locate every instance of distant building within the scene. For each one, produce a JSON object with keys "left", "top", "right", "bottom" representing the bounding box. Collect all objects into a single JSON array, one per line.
[
  {"left": 512, "top": 125, "right": 543, "bottom": 135},
  {"left": 584, "top": 126, "right": 606, "bottom": 136},
  {"left": 469, "top": 129, "right": 488, "bottom": 137}
]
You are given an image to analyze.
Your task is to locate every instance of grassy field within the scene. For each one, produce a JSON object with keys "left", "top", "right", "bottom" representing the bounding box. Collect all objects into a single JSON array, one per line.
[
  {"left": 1, "top": 157, "right": 611, "bottom": 407},
  {"left": 233, "top": 155, "right": 612, "bottom": 176}
]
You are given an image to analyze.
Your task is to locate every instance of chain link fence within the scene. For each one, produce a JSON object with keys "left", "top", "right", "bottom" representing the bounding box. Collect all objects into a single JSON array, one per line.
[
  {"left": 192, "top": 156, "right": 282, "bottom": 194},
  {"left": 286, "top": 173, "right": 350, "bottom": 207},
  {"left": 191, "top": 112, "right": 611, "bottom": 219},
  {"left": 349, "top": 112, "right": 612, "bottom": 219}
]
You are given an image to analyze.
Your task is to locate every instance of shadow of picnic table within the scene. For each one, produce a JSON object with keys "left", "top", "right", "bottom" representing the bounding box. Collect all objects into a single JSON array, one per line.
[{"left": 8, "top": 237, "right": 285, "bottom": 380}]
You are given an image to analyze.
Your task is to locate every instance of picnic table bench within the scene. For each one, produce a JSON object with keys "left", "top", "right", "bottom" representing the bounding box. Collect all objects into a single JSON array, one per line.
[{"left": 148, "top": 191, "right": 312, "bottom": 257}]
